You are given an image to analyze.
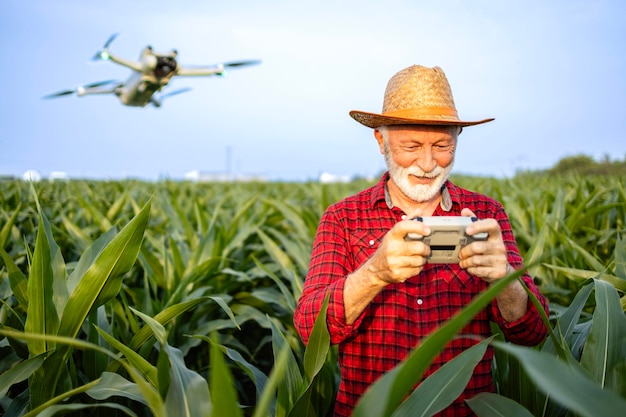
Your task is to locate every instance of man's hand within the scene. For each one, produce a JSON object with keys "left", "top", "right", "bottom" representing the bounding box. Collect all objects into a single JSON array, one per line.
[
  {"left": 342, "top": 211, "right": 432, "bottom": 324},
  {"left": 458, "top": 208, "right": 528, "bottom": 322},
  {"left": 364, "top": 212, "right": 432, "bottom": 285},
  {"left": 458, "top": 208, "right": 510, "bottom": 282}
]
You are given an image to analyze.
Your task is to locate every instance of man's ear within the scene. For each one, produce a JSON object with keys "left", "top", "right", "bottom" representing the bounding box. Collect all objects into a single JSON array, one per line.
[{"left": 374, "top": 129, "right": 385, "bottom": 154}]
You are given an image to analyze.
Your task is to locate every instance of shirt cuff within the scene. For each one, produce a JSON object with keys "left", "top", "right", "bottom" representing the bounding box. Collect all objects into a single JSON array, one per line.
[{"left": 326, "top": 277, "right": 366, "bottom": 344}]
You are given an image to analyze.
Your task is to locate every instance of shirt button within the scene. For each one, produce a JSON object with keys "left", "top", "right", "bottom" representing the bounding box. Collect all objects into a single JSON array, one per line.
[
  {"left": 369, "top": 239, "right": 375, "bottom": 246},
  {"left": 401, "top": 214, "right": 407, "bottom": 220},
  {"left": 417, "top": 298, "right": 424, "bottom": 305}
]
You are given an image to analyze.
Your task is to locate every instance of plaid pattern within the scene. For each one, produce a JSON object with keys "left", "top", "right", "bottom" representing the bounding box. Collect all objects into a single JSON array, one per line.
[{"left": 293, "top": 173, "right": 549, "bottom": 417}]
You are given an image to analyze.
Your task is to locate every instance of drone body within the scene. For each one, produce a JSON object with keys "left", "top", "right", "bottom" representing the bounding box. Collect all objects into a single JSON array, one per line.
[{"left": 44, "top": 34, "right": 261, "bottom": 108}]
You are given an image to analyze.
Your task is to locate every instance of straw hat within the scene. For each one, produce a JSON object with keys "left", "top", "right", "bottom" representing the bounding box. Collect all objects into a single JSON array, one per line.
[{"left": 349, "top": 65, "right": 494, "bottom": 128}]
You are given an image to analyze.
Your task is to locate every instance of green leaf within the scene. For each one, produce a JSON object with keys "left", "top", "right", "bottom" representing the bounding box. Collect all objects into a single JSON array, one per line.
[
  {"left": 24, "top": 210, "right": 59, "bottom": 356},
  {"left": 127, "top": 297, "right": 218, "bottom": 352},
  {"left": 66, "top": 227, "right": 118, "bottom": 295},
  {"left": 614, "top": 235, "right": 626, "bottom": 280},
  {"left": 269, "top": 316, "right": 305, "bottom": 417},
  {"left": 34, "top": 402, "right": 138, "bottom": 417},
  {"left": 130, "top": 307, "right": 168, "bottom": 345},
  {"left": 95, "top": 327, "right": 158, "bottom": 387},
  {"left": 466, "top": 392, "right": 534, "bottom": 417},
  {"left": 164, "top": 344, "right": 212, "bottom": 417},
  {"left": 0, "top": 352, "right": 46, "bottom": 398},
  {"left": 0, "top": 247, "right": 28, "bottom": 310},
  {"left": 352, "top": 269, "right": 523, "bottom": 417},
  {"left": 392, "top": 337, "right": 493, "bottom": 417},
  {"left": 542, "top": 280, "right": 594, "bottom": 356},
  {"left": 303, "top": 292, "right": 330, "bottom": 381},
  {"left": 86, "top": 371, "right": 147, "bottom": 405},
  {"left": 209, "top": 334, "right": 242, "bottom": 417},
  {"left": 252, "top": 344, "right": 291, "bottom": 417},
  {"left": 0, "top": 202, "right": 20, "bottom": 250},
  {"left": 492, "top": 341, "right": 626, "bottom": 417},
  {"left": 287, "top": 294, "right": 334, "bottom": 417},
  {"left": 580, "top": 279, "right": 626, "bottom": 395},
  {"left": 130, "top": 306, "right": 212, "bottom": 417},
  {"left": 205, "top": 339, "right": 270, "bottom": 408},
  {"left": 58, "top": 199, "right": 151, "bottom": 338}
]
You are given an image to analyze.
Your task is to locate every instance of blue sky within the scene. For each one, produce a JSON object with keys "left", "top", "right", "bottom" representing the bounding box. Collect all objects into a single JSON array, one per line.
[{"left": 1, "top": 0, "right": 624, "bottom": 181}]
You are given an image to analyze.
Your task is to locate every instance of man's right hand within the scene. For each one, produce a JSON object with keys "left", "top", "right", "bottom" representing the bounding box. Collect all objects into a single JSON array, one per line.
[{"left": 363, "top": 216, "right": 432, "bottom": 285}]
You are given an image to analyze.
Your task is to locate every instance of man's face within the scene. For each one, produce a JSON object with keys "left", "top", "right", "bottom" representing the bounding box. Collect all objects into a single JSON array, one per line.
[{"left": 375, "top": 125, "right": 458, "bottom": 203}]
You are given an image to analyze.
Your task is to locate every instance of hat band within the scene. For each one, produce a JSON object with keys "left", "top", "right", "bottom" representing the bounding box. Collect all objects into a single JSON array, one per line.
[{"left": 384, "top": 106, "right": 459, "bottom": 119}]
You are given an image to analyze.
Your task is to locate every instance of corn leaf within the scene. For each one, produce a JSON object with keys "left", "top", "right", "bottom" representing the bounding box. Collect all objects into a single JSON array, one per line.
[
  {"left": 0, "top": 352, "right": 46, "bottom": 398},
  {"left": 0, "top": 247, "right": 28, "bottom": 309},
  {"left": 252, "top": 344, "right": 291, "bottom": 417},
  {"left": 0, "top": 203, "right": 20, "bottom": 250},
  {"left": 131, "top": 307, "right": 213, "bottom": 417},
  {"left": 86, "top": 371, "right": 147, "bottom": 405},
  {"left": 492, "top": 341, "right": 626, "bottom": 417},
  {"left": 66, "top": 227, "right": 118, "bottom": 294},
  {"left": 163, "top": 343, "right": 212, "bottom": 417},
  {"left": 287, "top": 294, "right": 333, "bottom": 417},
  {"left": 579, "top": 279, "right": 626, "bottom": 395},
  {"left": 29, "top": 201, "right": 150, "bottom": 407},
  {"left": 209, "top": 333, "right": 242, "bottom": 417},
  {"left": 127, "top": 296, "right": 225, "bottom": 352},
  {"left": 542, "top": 280, "right": 594, "bottom": 356},
  {"left": 302, "top": 293, "right": 330, "bottom": 381},
  {"left": 34, "top": 402, "right": 138, "bottom": 417},
  {"left": 392, "top": 337, "right": 493, "bottom": 417},
  {"left": 95, "top": 327, "right": 158, "bottom": 387},
  {"left": 269, "top": 315, "right": 305, "bottom": 417},
  {"left": 352, "top": 269, "right": 523, "bottom": 417},
  {"left": 58, "top": 199, "right": 151, "bottom": 338},
  {"left": 24, "top": 210, "right": 59, "bottom": 356},
  {"left": 466, "top": 392, "right": 534, "bottom": 417},
  {"left": 614, "top": 235, "right": 626, "bottom": 280}
]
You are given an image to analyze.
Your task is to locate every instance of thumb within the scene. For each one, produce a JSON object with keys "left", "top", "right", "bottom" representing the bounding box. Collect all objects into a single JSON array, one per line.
[{"left": 461, "top": 208, "right": 476, "bottom": 218}]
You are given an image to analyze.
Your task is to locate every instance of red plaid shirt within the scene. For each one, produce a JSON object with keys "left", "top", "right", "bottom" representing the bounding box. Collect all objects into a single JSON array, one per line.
[{"left": 293, "top": 173, "right": 549, "bottom": 417}]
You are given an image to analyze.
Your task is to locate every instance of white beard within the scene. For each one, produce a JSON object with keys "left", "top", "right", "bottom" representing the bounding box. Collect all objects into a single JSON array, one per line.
[{"left": 384, "top": 147, "right": 454, "bottom": 203}]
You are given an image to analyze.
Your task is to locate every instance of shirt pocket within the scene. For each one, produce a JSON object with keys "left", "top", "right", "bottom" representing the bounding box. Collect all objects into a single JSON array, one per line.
[
  {"left": 349, "top": 230, "right": 384, "bottom": 267},
  {"left": 438, "top": 264, "right": 480, "bottom": 289}
]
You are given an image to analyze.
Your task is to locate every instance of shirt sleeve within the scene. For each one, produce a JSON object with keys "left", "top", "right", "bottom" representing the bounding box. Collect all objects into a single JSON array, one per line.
[
  {"left": 488, "top": 205, "right": 550, "bottom": 346},
  {"left": 489, "top": 274, "right": 549, "bottom": 345},
  {"left": 293, "top": 207, "right": 363, "bottom": 345}
]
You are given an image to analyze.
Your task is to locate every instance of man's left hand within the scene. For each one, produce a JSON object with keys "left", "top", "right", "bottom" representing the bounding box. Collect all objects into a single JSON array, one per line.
[{"left": 458, "top": 208, "right": 510, "bottom": 282}]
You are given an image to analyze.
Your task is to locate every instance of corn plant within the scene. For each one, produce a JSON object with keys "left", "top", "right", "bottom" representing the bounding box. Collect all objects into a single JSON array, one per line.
[{"left": 1, "top": 175, "right": 625, "bottom": 416}]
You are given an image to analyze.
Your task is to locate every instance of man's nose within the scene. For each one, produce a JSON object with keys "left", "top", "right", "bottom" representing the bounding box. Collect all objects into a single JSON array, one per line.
[{"left": 415, "top": 146, "right": 437, "bottom": 172}]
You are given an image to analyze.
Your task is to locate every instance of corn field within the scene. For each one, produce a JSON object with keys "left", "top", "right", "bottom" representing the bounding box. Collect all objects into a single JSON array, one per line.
[{"left": 0, "top": 175, "right": 625, "bottom": 417}]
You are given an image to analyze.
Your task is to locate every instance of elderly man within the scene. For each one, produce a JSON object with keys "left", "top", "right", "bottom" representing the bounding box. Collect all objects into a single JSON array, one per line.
[{"left": 293, "top": 65, "right": 549, "bottom": 416}]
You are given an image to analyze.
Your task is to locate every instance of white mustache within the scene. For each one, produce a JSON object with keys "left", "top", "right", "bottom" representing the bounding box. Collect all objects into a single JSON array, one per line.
[{"left": 406, "top": 166, "right": 444, "bottom": 178}]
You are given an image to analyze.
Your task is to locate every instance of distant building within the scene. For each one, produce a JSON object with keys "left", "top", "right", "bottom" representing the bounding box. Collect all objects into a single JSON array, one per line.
[
  {"left": 49, "top": 171, "right": 70, "bottom": 181},
  {"left": 184, "top": 170, "right": 268, "bottom": 183},
  {"left": 22, "top": 170, "right": 42, "bottom": 182},
  {"left": 319, "top": 172, "right": 351, "bottom": 183}
]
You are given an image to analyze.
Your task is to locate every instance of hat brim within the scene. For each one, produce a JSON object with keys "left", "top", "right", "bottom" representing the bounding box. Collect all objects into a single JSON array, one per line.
[{"left": 349, "top": 110, "right": 494, "bottom": 128}]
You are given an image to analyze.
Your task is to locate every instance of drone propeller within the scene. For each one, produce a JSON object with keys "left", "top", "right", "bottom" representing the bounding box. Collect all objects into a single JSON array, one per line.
[
  {"left": 151, "top": 87, "right": 192, "bottom": 107},
  {"left": 91, "top": 33, "right": 119, "bottom": 61},
  {"left": 222, "top": 60, "right": 262, "bottom": 68},
  {"left": 43, "top": 80, "right": 118, "bottom": 99}
]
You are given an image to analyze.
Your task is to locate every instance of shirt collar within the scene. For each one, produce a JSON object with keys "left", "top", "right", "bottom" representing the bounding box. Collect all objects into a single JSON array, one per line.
[{"left": 376, "top": 172, "right": 454, "bottom": 212}]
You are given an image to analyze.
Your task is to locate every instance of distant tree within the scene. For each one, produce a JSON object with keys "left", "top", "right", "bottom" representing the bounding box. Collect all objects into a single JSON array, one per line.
[
  {"left": 549, "top": 154, "right": 597, "bottom": 174},
  {"left": 547, "top": 154, "right": 626, "bottom": 176}
]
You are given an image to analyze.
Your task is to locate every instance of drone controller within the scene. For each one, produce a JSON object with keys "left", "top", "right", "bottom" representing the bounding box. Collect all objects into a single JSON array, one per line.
[{"left": 405, "top": 216, "right": 488, "bottom": 264}]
